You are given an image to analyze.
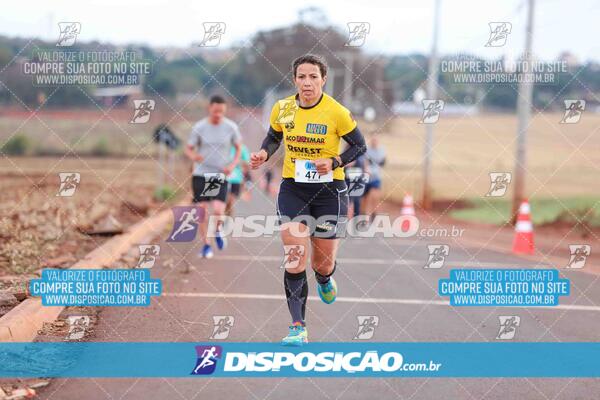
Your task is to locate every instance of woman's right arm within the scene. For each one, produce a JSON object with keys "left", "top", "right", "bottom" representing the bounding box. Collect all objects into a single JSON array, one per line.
[
  {"left": 251, "top": 103, "right": 284, "bottom": 169},
  {"left": 260, "top": 126, "right": 283, "bottom": 161}
]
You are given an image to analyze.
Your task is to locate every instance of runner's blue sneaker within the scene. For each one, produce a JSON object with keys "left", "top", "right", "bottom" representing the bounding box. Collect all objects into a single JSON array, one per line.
[
  {"left": 215, "top": 230, "right": 227, "bottom": 250},
  {"left": 317, "top": 277, "right": 337, "bottom": 304},
  {"left": 281, "top": 323, "right": 308, "bottom": 346},
  {"left": 200, "top": 244, "right": 214, "bottom": 259}
]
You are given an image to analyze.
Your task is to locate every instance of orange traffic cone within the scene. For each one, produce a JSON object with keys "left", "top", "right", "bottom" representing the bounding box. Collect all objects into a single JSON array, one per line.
[
  {"left": 512, "top": 199, "right": 534, "bottom": 254},
  {"left": 400, "top": 194, "right": 415, "bottom": 232}
]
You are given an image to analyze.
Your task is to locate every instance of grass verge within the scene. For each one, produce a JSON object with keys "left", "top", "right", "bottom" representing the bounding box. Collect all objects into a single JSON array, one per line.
[{"left": 449, "top": 197, "right": 600, "bottom": 227}]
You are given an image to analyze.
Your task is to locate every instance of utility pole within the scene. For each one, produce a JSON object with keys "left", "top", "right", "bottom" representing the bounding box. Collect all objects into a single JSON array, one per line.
[
  {"left": 511, "top": 0, "right": 535, "bottom": 224},
  {"left": 421, "top": 0, "right": 441, "bottom": 210},
  {"left": 342, "top": 51, "right": 354, "bottom": 109},
  {"left": 325, "top": 68, "right": 335, "bottom": 96},
  {"left": 376, "top": 58, "right": 385, "bottom": 115}
]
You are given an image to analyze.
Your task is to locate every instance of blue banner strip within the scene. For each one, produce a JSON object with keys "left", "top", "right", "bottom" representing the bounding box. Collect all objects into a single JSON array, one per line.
[{"left": 0, "top": 342, "right": 599, "bottom": 378}]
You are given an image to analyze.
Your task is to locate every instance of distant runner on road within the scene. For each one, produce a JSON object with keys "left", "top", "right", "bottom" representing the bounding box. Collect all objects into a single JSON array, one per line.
[
  {"left": 226, "top": 143, "right": 251, "bottom": 217},
  {"left": 185, "top": 95, "right": 241, "bottom": 259},
  {"left": 362, "top": 136, "right": 386, "bottom": 221}
]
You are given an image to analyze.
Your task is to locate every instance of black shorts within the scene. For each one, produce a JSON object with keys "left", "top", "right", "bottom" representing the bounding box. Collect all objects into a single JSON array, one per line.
[
  {"left": 229, "top": 183, "right": 241, "bottom": 197},
  {"left": 192, "top": 175, "right": 228, "bottom": 203},
  {"left": 277, "top": 178, "right": 348, "bottom": 239}
]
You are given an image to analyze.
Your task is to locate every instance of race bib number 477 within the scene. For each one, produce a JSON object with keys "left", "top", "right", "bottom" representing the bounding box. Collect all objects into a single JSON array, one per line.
[{"left": 295, "top": 159, "right": 333, "bottom": 183}]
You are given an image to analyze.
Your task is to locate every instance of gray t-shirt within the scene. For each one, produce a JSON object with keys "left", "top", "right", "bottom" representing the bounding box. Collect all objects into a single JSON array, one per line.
[
  {"left": 366, "top": 147, "right": 386, "bottom": 181},
  {"left": 187, "top": 117, "right": 242, "bottom": 176}
]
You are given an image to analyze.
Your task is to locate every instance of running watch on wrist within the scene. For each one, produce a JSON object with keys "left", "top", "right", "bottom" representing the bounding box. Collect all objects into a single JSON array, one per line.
[{"left": 331, "top": 157, "right": 341, "bottom": 170}]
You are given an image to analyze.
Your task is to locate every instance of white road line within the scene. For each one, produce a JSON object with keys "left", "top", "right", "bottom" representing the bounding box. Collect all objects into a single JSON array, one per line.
[
  {"left": 232, "top": 237, "right": 422, "bottom": 244},
  {"left": 206, "top": 254, "right": 547, "bottom": 268},
  {"left": 161, "top": 292, "right": 600, "bottom": 312},
  {"left": 212, "top": 254, "right": 420, "bottom": 264},
  {"left": 162, "top": 292, "right": 448, "bottom": 306}
]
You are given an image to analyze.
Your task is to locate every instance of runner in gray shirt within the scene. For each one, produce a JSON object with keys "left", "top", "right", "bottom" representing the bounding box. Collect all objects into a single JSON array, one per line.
[{"left": 185, "top": 95, "right": 241, "bottom": 258}]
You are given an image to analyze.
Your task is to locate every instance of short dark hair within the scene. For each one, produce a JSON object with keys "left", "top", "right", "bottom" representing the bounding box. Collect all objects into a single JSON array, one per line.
[
  {"left": 209, "top": 95, "right": 226, "bottom": 104},
  {"left": 292, "top": 54, "right": 328, "bottom": 78}
]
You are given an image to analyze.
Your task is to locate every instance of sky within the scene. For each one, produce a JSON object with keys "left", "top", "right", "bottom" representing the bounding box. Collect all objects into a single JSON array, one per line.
[{"left": 1, "top": 0, "right": 598, "bottom": 62}]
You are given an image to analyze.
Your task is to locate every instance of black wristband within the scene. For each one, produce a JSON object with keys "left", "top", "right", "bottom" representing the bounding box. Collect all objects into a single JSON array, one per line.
[{"left": 331, "top": 157, "right": 341, "bottom": 169}]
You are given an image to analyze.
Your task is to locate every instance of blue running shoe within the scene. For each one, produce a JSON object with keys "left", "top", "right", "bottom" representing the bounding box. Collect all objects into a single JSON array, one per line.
[
  {"left": 200, "top": 244, "right": 214, "bottom": 259},
  {"left": 281, "top": 323, "right": 308, "bottom": 346},
  {"left": 317, "top": 277, "right": 337, "bottom": 304},
  {"left": 215, "top": 230, "right": 227, "bottom": 250}
]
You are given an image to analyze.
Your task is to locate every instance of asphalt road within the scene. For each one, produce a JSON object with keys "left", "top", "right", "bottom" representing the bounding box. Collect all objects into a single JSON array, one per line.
[{"left": 36, "top": 185, "right": 600, "bottom": 400}]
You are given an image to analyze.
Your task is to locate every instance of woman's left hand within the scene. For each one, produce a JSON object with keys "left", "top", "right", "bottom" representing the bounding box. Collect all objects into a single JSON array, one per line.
[{"left": 313, "top": 158, "right": 333, "bottom": 175}]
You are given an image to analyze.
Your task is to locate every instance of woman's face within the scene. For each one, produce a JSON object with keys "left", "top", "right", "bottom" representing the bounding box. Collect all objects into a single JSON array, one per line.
[{"left": 294, "top": 63, "right": 326, "bottom": 102}]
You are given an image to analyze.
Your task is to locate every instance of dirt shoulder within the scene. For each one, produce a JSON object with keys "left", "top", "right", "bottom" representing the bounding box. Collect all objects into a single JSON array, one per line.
[{"left": 0, "top": 156, "right": 188, "bottom": 318}]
